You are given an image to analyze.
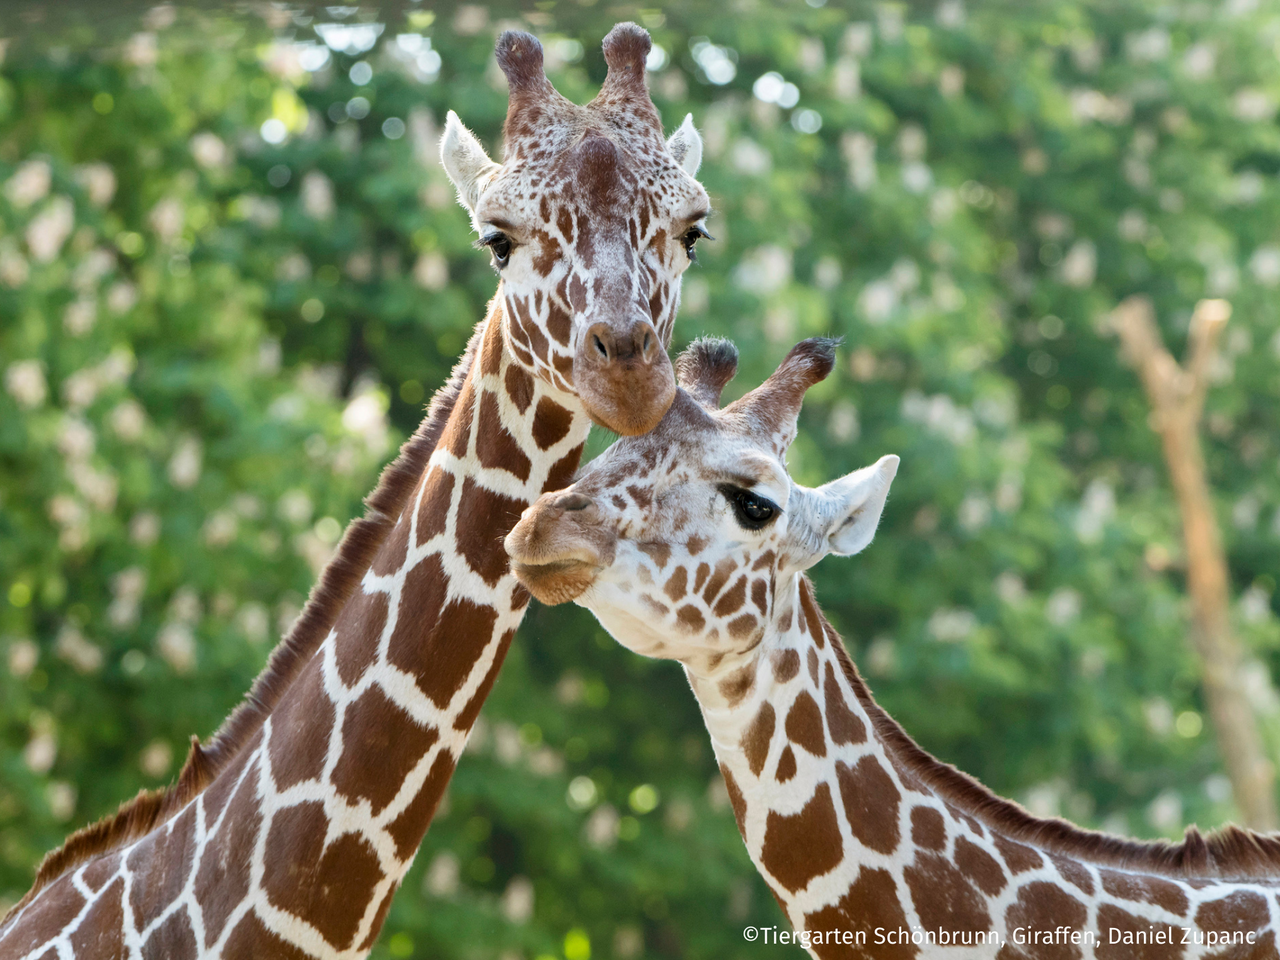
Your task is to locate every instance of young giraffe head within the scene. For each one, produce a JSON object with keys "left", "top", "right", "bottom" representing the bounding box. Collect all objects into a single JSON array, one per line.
[
  {"left": 505, "top": 338, "right": 898, "bottom": 676},
  {"left": 442, "top": 24, "right": 709, "bottom": 436}
]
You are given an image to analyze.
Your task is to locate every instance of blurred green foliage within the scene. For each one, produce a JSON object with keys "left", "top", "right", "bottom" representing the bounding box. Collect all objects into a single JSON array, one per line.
[{"left": 4, "top": 1, "right": 1280, "bottom": 958}]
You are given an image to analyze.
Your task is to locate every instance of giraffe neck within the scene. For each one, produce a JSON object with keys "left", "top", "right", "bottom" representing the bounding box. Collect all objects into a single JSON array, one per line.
[
  {"left": 692, "top": 576, "right": 1280, "bottom": 959},
  {"left": 0, "top": 303, "right": 591, "bottom": 959}
]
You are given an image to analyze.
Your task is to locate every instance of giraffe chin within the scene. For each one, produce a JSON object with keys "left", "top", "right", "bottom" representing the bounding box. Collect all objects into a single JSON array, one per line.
[{"left": 511, "top": 560, "right": 599, "bottom": 605}]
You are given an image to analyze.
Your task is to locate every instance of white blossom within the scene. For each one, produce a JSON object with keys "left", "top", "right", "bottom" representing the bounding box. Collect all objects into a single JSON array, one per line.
[
  {"left": 63, "top": 298, "right": 97, "bottom": 337},
  {"left": 734, "top": 245, "right": 792, "bottom": 296},
  {"left": 7, "top": 639, "right": 38, "bottom": 678},
  {"left": 1249, "top": 246, "right": 1280, "bottom": 287},
  {"left": 106, "top": 281, "right": 138, "bottom": 314},
  {"left": 5, "top": 159, "right": 51, "bottom": 208},
  {"left": 500, "top": 876, "right": 535, "bottom": 924},
  {"left": 24, "top": 731, "right": 57, "bottom": 774},
  {"left": 190, "top": 132, "right": 230, "bottom": 169},
  {"left": 423, "top": 853, "right": 459, "bottom": 897},
  {"left": 301, "top": 171, "right": 335, "bottom": 219},
  {"left": 74, "top": 163, "right": 116, "bottom": 207},
  {"left": 928, "top": 607, "right": 977, "bottom": 642},
  {"left": 585, "top": 803, "right": 620, "bottom": 849},
  {"left": 167, "top": 435, "right": 203, "bottom": 489},
  {"left": 156, "top": 622, "right": 196, "bottom": 673},
  {"left": 0, "top": 239, "right": 29, "bottom": 287},
  {"left": 840, "top": 132, "right": 877, "bottom": 191},
  {"left": 5, "top": 360, "right": 47, "bottom": 408},
  {"left": 413, "top": 251, "right": 448, "bottom": 290},
  {"left": 148, "top": 196, "right": 184, "bottom": 244},
  {"left": 1059, "top": 240, "right": 1096, "bottom": 288},
  {"left": 1074, "top": 479, "right": 1114, "bottom": 543},
  {"left": 56, "top": 624, "right": 103, "bottom": 673},
  {"left": 26, "top": 196, "right": 75, "bottom": 262}
]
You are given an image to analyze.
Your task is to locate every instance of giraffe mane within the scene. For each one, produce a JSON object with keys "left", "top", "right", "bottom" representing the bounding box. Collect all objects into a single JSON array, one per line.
[
  {"left": 814, "top": 580, "right": 1280, "bottom": 880},
  {"left": 8, "top": 322, "right": 486, "bottom": 918}
]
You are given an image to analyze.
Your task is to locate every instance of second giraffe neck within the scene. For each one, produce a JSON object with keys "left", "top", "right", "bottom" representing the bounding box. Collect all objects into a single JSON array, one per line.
[{"left": 689, "top": 576, "right": 1280, "bottom": 959}]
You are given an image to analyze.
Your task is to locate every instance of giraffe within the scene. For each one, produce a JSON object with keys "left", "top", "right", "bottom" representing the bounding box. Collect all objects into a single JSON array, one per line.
[
  {"left": 0, "top": 24, "right": 711, "bottom": 959},
  {"left": 506, "top": 337, "right": 1280, "bottom": 960}
]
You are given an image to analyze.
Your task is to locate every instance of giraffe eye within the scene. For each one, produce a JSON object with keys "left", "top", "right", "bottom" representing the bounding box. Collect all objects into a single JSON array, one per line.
[
  {"left": 477, "top": 232, "right": 512, "bottom": 268},
  {"left": 683, "top": 225, "right": 713, "bottom": 262},
  {"left": 719, "top": 485, "right": 778, "bottom": 531}
]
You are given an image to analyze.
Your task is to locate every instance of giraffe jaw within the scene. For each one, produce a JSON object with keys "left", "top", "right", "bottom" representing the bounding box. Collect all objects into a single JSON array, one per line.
[{"left": 511, "top": 559, "right": 600, "bottom": 605}]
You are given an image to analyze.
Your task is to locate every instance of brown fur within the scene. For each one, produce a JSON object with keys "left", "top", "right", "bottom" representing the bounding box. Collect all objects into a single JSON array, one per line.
[
  {"left": 818, "top": 580, "right": 1280, "bottom": 881},
  {"left": 4, "top": 320, "right": 486, "bottom": 924}
]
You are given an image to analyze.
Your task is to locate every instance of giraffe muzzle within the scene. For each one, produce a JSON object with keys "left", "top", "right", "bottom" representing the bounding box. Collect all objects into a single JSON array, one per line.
[
  {"left": 573, "top": 318, "right": 675, "bottom": 436},
  {"left": 504, "top": 491, "right": 617, "bottom": 604}
]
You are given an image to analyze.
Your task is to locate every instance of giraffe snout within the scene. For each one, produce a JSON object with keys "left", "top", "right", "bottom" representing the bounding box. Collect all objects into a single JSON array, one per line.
[
  {"left": 572, "top": 316, "right": 675, "bottom": 437},
  {"left": 504, "top": 491, "right": 616, "bottom": 605}
]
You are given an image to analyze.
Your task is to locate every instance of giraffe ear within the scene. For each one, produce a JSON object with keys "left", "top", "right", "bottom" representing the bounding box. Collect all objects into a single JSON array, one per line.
[
  {"left": 440, "top": 110, "right": 499, "bottom": 215},
  {"left": 667, "top": 114, "right": 703, "bottom": 176},
  {"left": 802, "top": 455, "right": 899, "bottom": 564}
]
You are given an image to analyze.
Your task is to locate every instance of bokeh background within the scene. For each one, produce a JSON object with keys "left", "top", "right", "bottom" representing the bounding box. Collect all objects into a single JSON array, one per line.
[{"left": 5, "top": 0, "right": 1280, "bottom": 957}]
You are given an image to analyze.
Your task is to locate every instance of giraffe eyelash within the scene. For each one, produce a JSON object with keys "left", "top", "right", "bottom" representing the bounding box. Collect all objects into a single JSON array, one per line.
[{"left": 475, "top": 232, "right": 514, "bottom": 268}]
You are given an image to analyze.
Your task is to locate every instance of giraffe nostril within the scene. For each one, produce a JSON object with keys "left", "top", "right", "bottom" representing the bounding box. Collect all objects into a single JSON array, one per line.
[
  {"left": 558, "top": 493, "right": 594, "bottom": 512},
  {"left": 594, "top": 334, "right": 609, "bottom": 360}
]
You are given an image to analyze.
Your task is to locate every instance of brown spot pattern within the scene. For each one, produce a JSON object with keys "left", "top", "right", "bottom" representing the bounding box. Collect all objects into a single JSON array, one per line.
[
  {"left": 1099, "top": 869, "right": 1189, "bottom": 916},
  {"left": 262, "top": 801, "right": 385, "bottom": 949},
  {"left": 1196, "top": 891, "right": 1270, "bottom": 945},
  {"left": 721, "top": 765, "right": 748, "bottom": 834},
  {"left": 785, "top": 691, "right": 827, "bottom": 757},
  {"left": 718, "top": 661, "right": 757, "bottom": 706},
  {"left": 804, "top": 867, "right": 918, "bottom": 960},
  {"left": 388, "top": 751, "right": 458, "bottom": 860},
  {"left": 223, "top": 912, "right": 314, "bottom": 960},
  {"left": 68, "top": 877, "right": 124, "bottom": 959},
  {"left": 824, "top": 662, "right": 866, "bottom": 744},
  {"left": 911, "top": 806, "right": 947, "bottom": 851},
  {"left": 476, "top": 391, "right": 532, "bottom": 481},
  {"left": 741, "top": 702, "right": 775, "bottom": 777},
  {"left": 455, "top": 479, "right": 524, "bottom": 585},
  {"left": 663, "top": 567, "right": 687, "bottom": 602},
  {"left": 836, "top": 756, "right": 900, "bottom": 855},
  {"left": 1001, "top": 881, "right": 1088, "bottom": 960},
  {"left": 993, "top": 833, "right": 1044, "bottom": 874},
  {"left": 504, "top": 365, "right": 534, "bottom": 414},
  {"left": 713, "top": 576, "right": 747, "bottom": 617},
  {"left": 956, "top": 835, "right": 1008, "bottom": 896},
  {"left": 1049, "top": 852, "right": 1093, "bottom": 895},
  {"left": 760, "top": 782, "right": 844, "bottom": 893},
  {"left": 532, "top": 397, "right": 574, "bottom": 449},
  {"left": 775, "top": 745, "right": 797, "bottom": 782},
  {"left": 414, "top": 469, "right": 454, "bottom": 547},
  {"left": 904, "top": 850, "right": 993, "bottom": 935},
  {"left": 333, "top": 588, "right": 388, "bottom": 688},
  {"left": 331, "top": 686, "right": 440, "bottom": 815},
  {"left": 141, "top": 908, "right": 197, "bottom": 960},
  {"left": 771, "top": 648, "right": 800, "bottom": 682},
  {"left": 195, "top": 757, "right": 262, "bottom": 947}
]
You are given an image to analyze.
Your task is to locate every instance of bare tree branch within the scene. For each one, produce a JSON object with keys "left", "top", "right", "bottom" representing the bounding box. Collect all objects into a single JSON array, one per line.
[{"left": 1115, "top": 295, "right": 1277, "bottom": 831}]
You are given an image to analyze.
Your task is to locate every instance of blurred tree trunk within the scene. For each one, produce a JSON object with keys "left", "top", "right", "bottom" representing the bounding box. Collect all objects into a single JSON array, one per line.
[{"left": 1115, "top": 296, "right": 1278, "bottom": 831}]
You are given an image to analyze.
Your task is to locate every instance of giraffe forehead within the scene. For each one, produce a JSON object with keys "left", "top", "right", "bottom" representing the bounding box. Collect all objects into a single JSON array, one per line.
[{"left": 486, "top": 134, "right": 705, "bottom": 228}]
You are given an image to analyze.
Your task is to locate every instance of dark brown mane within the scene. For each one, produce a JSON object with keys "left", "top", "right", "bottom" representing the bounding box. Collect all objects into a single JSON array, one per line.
[
  {"left": 812, "top": 579, "right": 1280, "bottom": 881},
  {"left": 7, "top": 321, "right": 486, "bottom": 920}
]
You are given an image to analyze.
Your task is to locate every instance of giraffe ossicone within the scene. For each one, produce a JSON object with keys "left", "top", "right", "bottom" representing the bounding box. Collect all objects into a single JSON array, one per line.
[
  {"left": 1, "top": 23, "right": 708, "bottom": 960},
  {"left": 507, "top": 337, "right": 1280, "bottom": 959}
]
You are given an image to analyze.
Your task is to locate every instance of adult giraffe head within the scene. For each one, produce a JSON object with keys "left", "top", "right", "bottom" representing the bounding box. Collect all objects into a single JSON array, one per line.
[
  {"left": 441, "top": 24, "right": 709, "bottom": 436},
  {"left": 505, "top": 337, "right": 898, "bottom": 674}
]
